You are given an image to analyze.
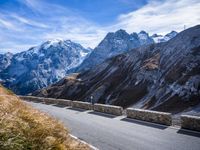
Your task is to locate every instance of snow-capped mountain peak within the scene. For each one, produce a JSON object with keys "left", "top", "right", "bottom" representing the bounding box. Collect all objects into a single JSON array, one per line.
[
  {"left": 0, "top": 39, "right": 91, "bottom": 95},
  {"left": 138, "top": 30, "right": 149, "bottom": 39},
  {"left": 164, "top": 31, "right": 178, "bottom": 40},
  {"left": 151, "top": 31, "right": 178, "bottom": 43},
  {"left": 40, "top": 39, "right": 76, "bottom": 50},
  {"left": 42, "top": 39, "right": 63, "bottom": 49},
  {"left": 138, "top": 30, "right": 154, "bottom": 45}
]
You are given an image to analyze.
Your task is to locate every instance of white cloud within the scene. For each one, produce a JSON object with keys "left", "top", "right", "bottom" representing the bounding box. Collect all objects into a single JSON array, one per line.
[
  {"left": 0, "top": 0, "right": 109, "bottom": 52},
  {"left": 114, "top": 0, "right": 200, "bottom": 34}
]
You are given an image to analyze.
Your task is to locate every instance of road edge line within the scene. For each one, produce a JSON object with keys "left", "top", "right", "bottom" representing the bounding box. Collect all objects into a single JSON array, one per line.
[{"left": 69, "top": 134, "right": 99, "bottom": 150}]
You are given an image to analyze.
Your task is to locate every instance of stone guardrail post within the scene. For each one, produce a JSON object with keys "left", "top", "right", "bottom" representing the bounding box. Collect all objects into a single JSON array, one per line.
[
  {"left": 94, "top": 103, "right": 123, "bottom": 116},
  {"left": 181, "top": 115, "right": 200, "bottom": 131},
  {"left": 126, "top": 108, "right": 172, "bottom": 126},
  {"left": 56, "top": 99, "right": 72, "bottom": 107},
  {"left": 72, "top": 101, "right": 93, "bottom": 110}
]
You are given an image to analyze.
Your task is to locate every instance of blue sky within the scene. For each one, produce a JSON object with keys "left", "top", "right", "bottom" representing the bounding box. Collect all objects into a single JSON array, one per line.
[{"left": 0, "top": 0, "right": 200, "bottom": 53}]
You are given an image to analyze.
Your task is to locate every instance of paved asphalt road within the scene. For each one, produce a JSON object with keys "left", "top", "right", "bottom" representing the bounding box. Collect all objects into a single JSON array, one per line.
[{"left": 28, "top": 102, "right": 200, "bottom": 150}]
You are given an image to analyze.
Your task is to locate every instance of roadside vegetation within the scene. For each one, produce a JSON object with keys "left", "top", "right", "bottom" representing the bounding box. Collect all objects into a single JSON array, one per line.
[{"left": 0, "top": 85, "right": 90, "bottom": 150}]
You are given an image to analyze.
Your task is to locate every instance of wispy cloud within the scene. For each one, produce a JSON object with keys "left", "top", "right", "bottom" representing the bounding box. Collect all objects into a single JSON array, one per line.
[
  {"left": 0, "top": 18, "right": 15, "bottom": 30},
  {"left": 0, "top": 0, "right": 199, "bottom": 53},
  {"left": 0, "top": 0, "right": 109, "bottom": 53},
  {"left": 114, "top": 0, "right": 200, "bottom": 34},
  {"left": 11, "top": 14, "right": 49, "bottom": 28}
]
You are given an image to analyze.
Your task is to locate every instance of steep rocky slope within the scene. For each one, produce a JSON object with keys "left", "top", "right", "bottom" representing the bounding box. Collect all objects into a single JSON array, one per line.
[
  {"left": 0, "top": 40, "right": 91, "bottom": 95},
  {"left": 34, "top": 25, "right": 200, "bottom": 114}
]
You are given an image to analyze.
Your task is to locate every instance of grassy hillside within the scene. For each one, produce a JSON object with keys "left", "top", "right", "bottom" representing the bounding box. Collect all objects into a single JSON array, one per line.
[{"left": 0, "top": 85, "right": 90, "bottom": 150}]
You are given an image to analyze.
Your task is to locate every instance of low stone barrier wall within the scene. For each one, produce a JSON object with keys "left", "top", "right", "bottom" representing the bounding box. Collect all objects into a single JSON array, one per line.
[
  {"left": 20, "top": 96, "right": 178, "bottom": 127},
  {"left": 19, "top": 96, "right": 44, "bottom": 103},
  {"left": 18, "top": 96, "right": 28, "bottom": 101},
  {"left": 94, "top": 103, "right": 123, "bottom": 116},
  {"left": 181, "top": 115, "right": 200, "bottom": 131},
  {"left": 126, "top": 108, "right": 172, "bottom": 126},
  {"left": 56, "top": 99, "right": 72, "bottom": 107},
  {"left": 19, "top": 96, "right": 72, "bottom": 107},
  {"left": 43, "top": 98, "right": 58, "bottom": 104},
  {"left": 72, "top": 101, "right": 93, "bottom": 110}
]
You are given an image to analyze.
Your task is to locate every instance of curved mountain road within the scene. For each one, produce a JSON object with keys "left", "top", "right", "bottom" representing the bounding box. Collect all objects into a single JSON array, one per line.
[{"left": 28, "top": 102, "right": 200, "bottom": 150}]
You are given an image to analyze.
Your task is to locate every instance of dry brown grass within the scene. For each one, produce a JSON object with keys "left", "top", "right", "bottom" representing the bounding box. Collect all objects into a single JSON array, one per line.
[{"left": 0, "top": 85, "right": 90, "bottom": 150}]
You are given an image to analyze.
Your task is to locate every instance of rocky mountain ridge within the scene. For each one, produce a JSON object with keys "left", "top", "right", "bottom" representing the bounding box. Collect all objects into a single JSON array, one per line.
[
  {"left": 72, "top": 30, "right": 177, "bottom": 72},
  {"left": 33, "top": 25, "right": 200, "bottom": 114}
]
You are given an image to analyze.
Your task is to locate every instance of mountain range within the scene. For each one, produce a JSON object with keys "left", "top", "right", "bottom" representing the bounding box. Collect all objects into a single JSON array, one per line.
[
  {"left": 0, "top": 30, "right": 177, "bottom": 95},
  {"left": 33, "top": 25, "right": 200, "bottom": 114},
  {"left": 70, "top": 30, "right": 177, "bottom": 72},
  {"left": 0, "top": 39, "right": 91, "bottom": 95}
]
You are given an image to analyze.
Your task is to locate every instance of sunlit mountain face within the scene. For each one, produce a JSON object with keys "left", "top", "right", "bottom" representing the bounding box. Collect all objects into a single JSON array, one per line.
[{"left": 0, "top": 40, "right": 91, "bottom": 95}]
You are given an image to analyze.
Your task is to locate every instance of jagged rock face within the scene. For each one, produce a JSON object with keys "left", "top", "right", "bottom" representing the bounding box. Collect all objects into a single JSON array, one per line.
[
  {"left": 34, "top": 25, "right": 200, "bottom": 114},
  {"left": 0, "top": 40, "right": 91, "bottom": 95},
  {"left": 72, "top": 29, "right": 154, "bottom": 72}
]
